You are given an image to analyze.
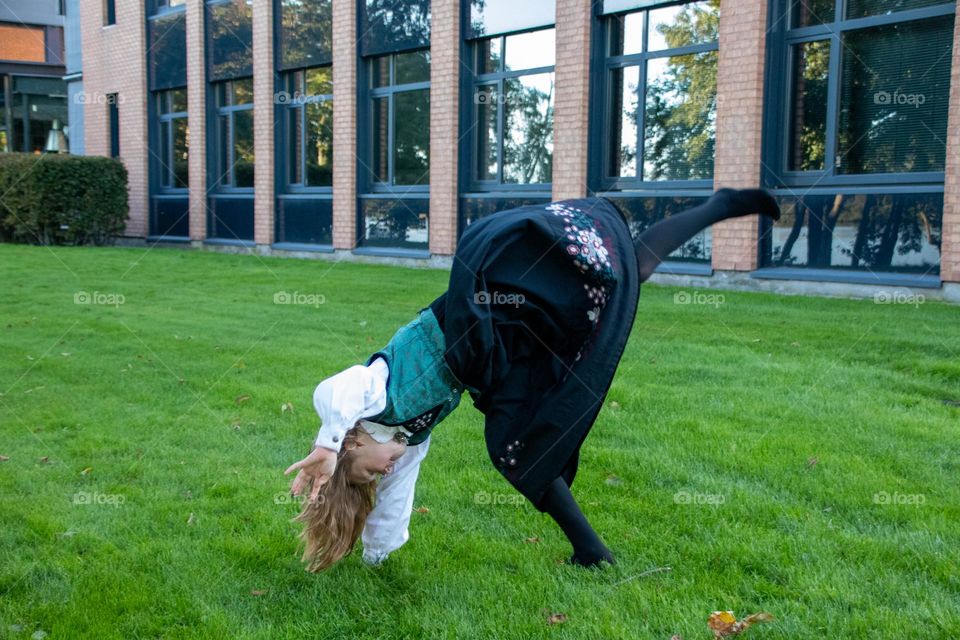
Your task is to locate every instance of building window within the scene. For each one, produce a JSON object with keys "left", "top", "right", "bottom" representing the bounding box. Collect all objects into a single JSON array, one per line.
[
  {"left": 104, "top": 0, "right": 116, "bottom": 25},
  {"left": 108, "top": 93, "right": 119, "bottom": 157},
  {"left": 155, "top": 89, "right": 189, "bottom": 190},
  {"left": 602, "top": 1, "right": 719, "bottom": 186},
  {"left": 469, "top": 28, "right": 555, "bottom": 187},
  {"left": 281, "top": 67, "right": 333, "bottom": 188},
  {"left": 366, "top": 50, "right": 430, "bottom": 187},
  {"left": 212, "top": 78, "right": 254, "bottom": 188},
  {"left": 763, "top": 1, "right": 954, "bottom": 274}
]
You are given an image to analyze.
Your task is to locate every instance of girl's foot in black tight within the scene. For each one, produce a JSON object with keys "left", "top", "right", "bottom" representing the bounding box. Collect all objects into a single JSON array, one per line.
[
  {"left": 713, "top": 187, "right": 781, "bottom": 221},
  {"left": 537, "top": 477, "right": 616, "bottom": 569},
  {"left": 570, "top": 545, "right": 616, "bottom": 568}
]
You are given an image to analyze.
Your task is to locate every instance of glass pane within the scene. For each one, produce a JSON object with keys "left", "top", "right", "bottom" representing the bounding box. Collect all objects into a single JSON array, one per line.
[
  {"left": 276, "top": 197, "right": 333, "bottom": 244},
  {"left": 787, "top": 39, "right": 830, "bottom": 171},
  {"left": 648, "top": 1, "right": 719, "bottom": 52},
  {"left": 306, "top": 66, "right": 332, "bottom": 96},
  {"left": 604, "top": 195, "right": 713, "bottom": 262},
  {"left": 504, "top": 28, "right": 555, "bottom": 71},
  {"left": 394, "top": 89, "right": 430, "bottom": 185},
  {"left": 503, "top": 73, "right": 554, "bottom": 184},
  {"left": 231, "top": 78, "right": 254, "bottom": 105},
  {"left": 467, "top": 0, "right": 555, "bottom": 39},
  {"left": 370, "top": 55, "right": 390, "bottom": 88},
  {"left": 160, "top": 121, "right": 171, "bottom": 188},
  {"left": 768, "top": 192, "right": 942, "bottom": 272},
  {"left": 475, "top": 84, "right": 499, "bottom": 181},
  {"left": 218, "top": 114, "right": 230, "bottom": 185},
  {"left": 609, "top": 65, "right": 640, "bottom": 178},
  {"left": 173, "top": 117, "right": 189, "bottom": 189},
  {"left": 278, "top": 0, "right": 333, "bottom": 70},
  {"left": 789, "top": 0, "right": 834, "bottom": 27},
  {"left": 608, "top": 11, "right": 643, "bottom": 56},
  {"left": 395, "top": 50, "right": 430, "bottom": 85},
  {"left": 289, "top": 107, "right": 303, "bottom": 184},
  {"left": 149, "top": 10, "right": 187, "bottom": 90},
  {"left": 846, "top": 0, "right": 946, "bottom": 19},
  {"left": 643, "top": 50, "right": 717, "bottom": 181},
  {"left": 476, "top": 37, "right": 502, "bottom": 74},
  {"left": 158, "top": 91, "right": 171, "bottom": 115},
  {"left": 837, "top": 15, "right": 952, "bottom": 174},
  {"left": 371, "top": 96, "right": 389, "bottom": 182},
  {"left": 171, "top": 88, "right": 187, "bottom": 113},
  {"left": 233, "top": 109, "right": 255, "bottom": 188},
  {"left": 361, "top": 198, "right": 429, "bottom": 249},
  {"left": 207, "top": 0, "right": 253, "bottom": 81},
  {"left": 360, "top": 0, "right": 431, "bottom": 57},
  {"left": 306, "top": 100, "right": 333, "bottom": 187}
]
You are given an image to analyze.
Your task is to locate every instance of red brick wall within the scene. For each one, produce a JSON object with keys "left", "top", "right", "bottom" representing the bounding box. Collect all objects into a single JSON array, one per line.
[
  {"left": 331, "top": 0, "right": 357, "bottom": 250},
  {"left": 941, "top": 8, "right": 960, "bottom": 283},
  {"left": 186, "top": 0, "right": 207, "bottom": 241},
  {"left": 253, "top": 0, "right": 276, "bottom": 246},
  {"left": 429, "top": 0, "right": 459, "bottom": 255},
  {"left": 711, "top": 0, "right": 768, "bottom": 271},
  {"left": 552, "top": 0, "right": 592, "bottom": 201},
  {"left": 80, "top": 0, "right": 149, "bottom": 238}
]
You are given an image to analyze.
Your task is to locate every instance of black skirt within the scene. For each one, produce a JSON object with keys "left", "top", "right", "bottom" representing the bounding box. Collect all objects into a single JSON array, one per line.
[{"left": 435, "top": 198, "right": 641, "bottom": 511}]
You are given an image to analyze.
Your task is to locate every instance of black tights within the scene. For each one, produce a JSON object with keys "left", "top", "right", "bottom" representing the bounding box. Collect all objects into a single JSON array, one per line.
[
  {"left": 537, "top": 476, "right": 614, "bottom": 567},
  {"left": 633, "top": 188, "right": 780, "bottom": 282}
]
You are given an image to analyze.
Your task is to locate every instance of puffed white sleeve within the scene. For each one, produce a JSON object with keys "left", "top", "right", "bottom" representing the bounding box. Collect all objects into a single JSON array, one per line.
[{"left": 313, "top": 359, "right": 388, "bottom": 452}]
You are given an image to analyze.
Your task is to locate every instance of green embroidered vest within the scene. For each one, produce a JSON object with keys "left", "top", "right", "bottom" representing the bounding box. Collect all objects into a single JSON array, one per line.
[{"left": 364, "top": 307, "right": 464, "bottom": 445}]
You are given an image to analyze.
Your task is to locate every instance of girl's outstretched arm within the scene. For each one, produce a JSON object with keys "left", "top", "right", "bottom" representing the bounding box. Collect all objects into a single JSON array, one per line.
[{"left": 361, "top": 436, "right": 432, "bottom": 565}]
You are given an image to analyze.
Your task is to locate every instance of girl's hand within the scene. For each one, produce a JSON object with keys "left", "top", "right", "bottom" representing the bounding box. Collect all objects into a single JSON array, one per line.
[{"left": 285, "top": 445, "right": 338, "bottom": 502}]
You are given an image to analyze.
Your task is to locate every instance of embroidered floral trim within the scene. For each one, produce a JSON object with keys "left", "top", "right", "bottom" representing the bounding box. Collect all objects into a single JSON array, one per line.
[{"left": 544, "top": 202, "right": 617, "bottom": 362}]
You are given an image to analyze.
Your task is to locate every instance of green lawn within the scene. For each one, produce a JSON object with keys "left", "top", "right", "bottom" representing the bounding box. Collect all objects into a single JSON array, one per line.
[{"left": 1, "top": 243, "right": 958, "bottom": 639}]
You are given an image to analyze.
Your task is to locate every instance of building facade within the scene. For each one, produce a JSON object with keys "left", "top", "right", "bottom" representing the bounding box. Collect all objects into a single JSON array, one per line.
[
  {"left": 0, "top": 0, "right": 68, "bottom": 154},
  {"left": 69, "top": 0, "right": 960, "bottom": 299}
]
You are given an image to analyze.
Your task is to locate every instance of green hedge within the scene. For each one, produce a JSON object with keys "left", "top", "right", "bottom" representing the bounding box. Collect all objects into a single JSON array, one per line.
[{"left": 0, "top": 153, "right": 129, "bottom": 246}]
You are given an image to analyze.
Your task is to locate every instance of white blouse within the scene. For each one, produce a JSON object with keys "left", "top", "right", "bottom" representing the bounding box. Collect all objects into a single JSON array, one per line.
[{"left": 311, "top": 356, "right": 427, "bottom": 565}]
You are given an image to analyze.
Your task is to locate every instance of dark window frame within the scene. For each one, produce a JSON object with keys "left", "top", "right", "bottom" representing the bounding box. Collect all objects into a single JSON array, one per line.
[
  {"left": 210, "top": 78, "right": 255, "bottom": 192},
  {"left": 763, "top": 1, "right": 954, "bottom": 190},
  {"left": 595, "top": 3, "right": 719, "bottom": 192},
  {"left": 278, "top": 66, "right": 333, "bottom": 193},
  {"left": 108, "top": 93, "right": 120, "bottom": 157},
  {"left": 103, "top": 0, "right": 116, "bottom": 26},
  {"left": 464, "top": 26, "right": 557, "bottom": 193},
  {"left": 360, "top": 49, "right": 432, "bottom": 194}
]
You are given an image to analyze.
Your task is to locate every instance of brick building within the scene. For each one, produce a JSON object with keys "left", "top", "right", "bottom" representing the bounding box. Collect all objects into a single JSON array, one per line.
[
  {"left": 0, "top": 0, "right": 68, "bottom": 154},
  {"left": 67, "top": 0, "right": 960, "bottom": 300}
]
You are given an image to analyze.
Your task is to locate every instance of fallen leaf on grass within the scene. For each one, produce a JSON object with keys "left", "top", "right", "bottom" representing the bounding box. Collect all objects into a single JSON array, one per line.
[
  {"left": 80, "top": 467, "right": 92, "bottom": 475},
  {"left": 544, "top": 611, "right": 567, "bottom": 625},
  {"left": 414, "top": 506, "right": 430, "bottom": 514},
  {"left": 187, "top": 512, "right": 196, "bottom": 526},
  {"left": 0, "top": 455, "right": 9, "bottom": 462},
  {"left": 707, "top": 611, "right": 774, "bottom": 638},
  {"left": 605, "top": 473, "right": 623, "bottom": 486},
  {"left": 39, "top": 456, "right": 49, "bottom": 464},
  {"left": 524, "top": 536, "right": 540, "bottom": 544},
  {"left": 235, "top": 394, "right": 251, "bottom": 404},
  {"left": 281, "top": 402, "right": 294, "bottom": 413},
  {"left": 60, "top": 352, "right": 71, "bottom": 357},
  {"left": 806, "top": 457, "right": 819, "bottom": 469},
  {"left": 250, "top": 589, "right": 267, "bottom": 596}
]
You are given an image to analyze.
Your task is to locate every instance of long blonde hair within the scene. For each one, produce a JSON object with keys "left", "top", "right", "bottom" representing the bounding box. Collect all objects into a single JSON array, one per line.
[{"left": 293, "top": 426, "right": 377, "bottom": 572}]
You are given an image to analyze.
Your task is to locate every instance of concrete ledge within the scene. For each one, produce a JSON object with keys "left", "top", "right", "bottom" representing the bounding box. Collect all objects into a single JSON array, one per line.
[{"left": 648, "top": 269, "right": 956, "bottom": 303}]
